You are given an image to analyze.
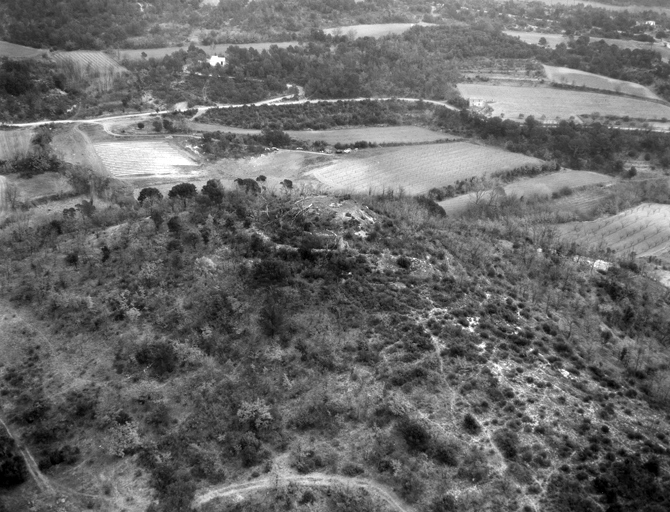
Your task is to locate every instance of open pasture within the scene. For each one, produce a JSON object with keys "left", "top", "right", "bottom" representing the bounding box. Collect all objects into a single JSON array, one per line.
[
  {"left": 309, "top": 142, "right": 541, "bottom": 194},
  {"left": 457, "top": 83, "right": 670, "bottom": 121},
  {"left": 93, "top": 140, "right": 198, "bottom": 180},
  {"left": 0, "top": 40, "right": 46, "bottom": 59},
  {"left": 438, "top": 170, "right": 614, "bottom": 216},
  {"left": 323, "top": 22, "right": 435, "bottom": 38},
  {"left": 0, "top": 130, "right": 33, "bottom": 160},
  {"left": 512, "top": 0, "right": 670, "bottom": 14},
  {"left": 543, "top": 65, "right": 660, "bottom": 100},
  {"left": 558, "top": 203, "right": 670, "bottom": 260}
]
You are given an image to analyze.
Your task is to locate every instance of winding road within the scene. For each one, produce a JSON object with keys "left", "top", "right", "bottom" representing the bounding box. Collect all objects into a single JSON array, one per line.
[
  {"left": 194, "top": 472, "right": 415, "bottom": 512},
  {"left": 1, "top": 95, "right": 458, "bottom": 130}
]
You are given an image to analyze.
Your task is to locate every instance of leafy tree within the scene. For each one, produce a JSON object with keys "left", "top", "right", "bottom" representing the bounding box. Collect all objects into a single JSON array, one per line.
[
  {"left": 168, "top": 183, "right": 196, "bottom": 206},
  {"left": 201, "top": 179, "right": 224, "bottom": 205},
  {"left": 138, "top": 187, "right": 163, "bottom": 203}
]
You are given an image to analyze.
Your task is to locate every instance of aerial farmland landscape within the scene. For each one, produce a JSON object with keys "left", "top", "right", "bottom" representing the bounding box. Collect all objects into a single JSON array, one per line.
[{"left": 2, "top": 1, "right": 670, "bottom": 512}]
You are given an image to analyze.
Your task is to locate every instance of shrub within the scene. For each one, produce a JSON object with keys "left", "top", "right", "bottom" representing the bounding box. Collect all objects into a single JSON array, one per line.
[
  {"left": 430, "top": 439, "right": 460, "bottom": 466},
  {"left": 397, "top": 256, "right": 412, "bottom": 269},
  {"left": 493, "top": 428, "right": 519, "bottom": 460},
  {"left": 431, "top": 494, "right": 457, "bottom": 512},
  {"left": 341, "top": 462, "right": 364, "bottom": 476},
  {"left": 463, "top": 413, "right": 482, "bottom": 435},
  {"left": 397, "top": 417, "right": 430, "bottom": 452},
  {"left": 135, "top": 341, "right": 178, "bottom": 377},
  {"left": 138, "top": 187, "right": 163, "bottom": 203},
  {"left": 0, "top": 433, "right": 27, "bottom": 487}
]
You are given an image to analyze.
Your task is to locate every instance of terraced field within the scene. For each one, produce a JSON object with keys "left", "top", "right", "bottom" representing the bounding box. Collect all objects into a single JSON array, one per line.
[
  {"left": 309, "top": 142, "right": 542, "bottom": 194},
  {"left": 543, "top": 65, "right": 661, "bottom": 100},
  {"left": 93, "top": 140, "right": 198, "bottom": 179},
  {"left": 457, "top": 83, "right": 670, "bottom": 121},
  {"left": 51, "top": 51, "right": 127, "bottom": 73},
  {"left": 558, "top": 203, "right": 670, "bottom": 261},
  {"left": 0, "top": 130, "right": 33, "bottom": 160},
  {"left": 439, "top": 170, "right": 614, "bottom": 217}
]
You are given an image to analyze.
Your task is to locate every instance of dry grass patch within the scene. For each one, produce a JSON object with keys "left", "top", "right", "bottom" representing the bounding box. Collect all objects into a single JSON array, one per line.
[
  {"left": 543, "top": 65, "right": 661, "bottom": 100},
  {"left": 0, "top": 40, "right": 46, "bottom": 59}
]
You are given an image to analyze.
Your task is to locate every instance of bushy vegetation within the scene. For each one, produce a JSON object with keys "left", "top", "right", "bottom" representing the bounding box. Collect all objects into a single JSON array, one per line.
[{"left": 1, "top": 179, "right": 670, "bottom": 511}]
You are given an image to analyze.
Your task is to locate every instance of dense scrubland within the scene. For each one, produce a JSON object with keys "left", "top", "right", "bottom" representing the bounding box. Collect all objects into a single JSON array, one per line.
[{"left": 1, "top": 177, "right": 670, "bottom": 512}]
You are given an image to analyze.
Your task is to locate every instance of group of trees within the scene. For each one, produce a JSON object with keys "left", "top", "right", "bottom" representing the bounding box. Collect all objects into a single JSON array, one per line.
[{"left": 201, "top": 99, "right": 428, "bottom": 131}]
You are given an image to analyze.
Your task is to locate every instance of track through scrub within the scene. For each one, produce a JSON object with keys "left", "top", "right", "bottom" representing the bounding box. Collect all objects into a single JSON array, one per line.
[
  {"left": 0, "top": 416, "right": 55, "bottom": 494},
  {"left": 0, "top": 176, "right": 7, "bottom": 212},
  {"left": 194, "top": 472, "right": 416, "bottom": 512}
]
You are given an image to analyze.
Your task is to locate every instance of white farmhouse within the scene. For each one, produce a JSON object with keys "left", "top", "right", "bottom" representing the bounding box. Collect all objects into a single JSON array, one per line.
[
  {"left": 208, "top": 55, "right": 226, "bottom": 67},
  {"left": 470, "top": 98, "right": 487, "bottom": 108},
  {"left": 645, "top": 20, "right": 656, "bottom": 28}
]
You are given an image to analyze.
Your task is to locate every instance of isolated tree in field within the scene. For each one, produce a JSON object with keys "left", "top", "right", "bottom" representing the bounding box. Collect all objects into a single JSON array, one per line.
[
  {"left": 31, "top": 127, "right": 52, "bottom": 153},
  {"left": 152, "top": 119, "right": 162, "bottom": 132},
  {"left": 201, "top": 179, "right": 224, "bottom": 204},
  {"left": 539, "top": 37, "right": 548, "bottom": 46},
  {"left": 138, "top": 187, "right": 163, "bottom": 203},
  {"left": 168, "top": 182, "right": 196, "bottom": 207},
  {"left": 137, "top": 122, "right": 144, "bottom": 129}
]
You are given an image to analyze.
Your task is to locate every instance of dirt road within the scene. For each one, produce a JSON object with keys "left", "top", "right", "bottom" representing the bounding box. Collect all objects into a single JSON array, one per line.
[
  {"left": 194, "top": 472, "right": 415, "bottom": 512},
  {"left": 0, "top": 416, "right": 55, "bottom": 494}
]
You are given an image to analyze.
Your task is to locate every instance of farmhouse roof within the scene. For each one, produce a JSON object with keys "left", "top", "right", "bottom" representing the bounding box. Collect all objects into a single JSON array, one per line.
[{"left": 208, "top": 55, "right": 226, "bottom": 67}]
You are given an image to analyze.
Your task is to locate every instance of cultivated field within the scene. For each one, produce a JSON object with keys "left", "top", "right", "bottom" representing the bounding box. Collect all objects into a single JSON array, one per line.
[
  {"left": 543, "top": 65, "right": 661, "bottom": 100},
  {"left": 505, "top": 30, "right": 670, "bottom": 61},
  {"left": 549, "top": 188, "right": 612, "bottom": 215},
  {"left": 51, "top": 51, "right": 127, "bottom": 73},
  {"left": 4, "top": 172, "right": 75, "bottom": 204},
  {"left": 308, "top": 142, "right": 542, "bottom": 194},
  {"left": 439, "top": 170, "right": 614, "bottom": 216},
  {"left": 119, "top": 41, "right": 298, "bottom": 61},
  {"left": 93, "top": 140, "right": 198, "bottom": 180},
  {"left": 0, "top": 40, "right": 47, "bottom": 59},
  {"left": 558, "top": 203, "right": 670, "bottom": 261},
  {"left": 0, "top": 130, "right": 33, "bottom": 160},
  {"left": 323, "top": 22, "right": 435, "bottom": 38},
  {"left": 457, "top": 83, "right": 670, "bottom": 120}
]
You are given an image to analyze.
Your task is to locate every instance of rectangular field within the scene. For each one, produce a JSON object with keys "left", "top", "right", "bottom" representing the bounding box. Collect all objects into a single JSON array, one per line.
[
  {"left": 0, "top": 40, "right": 46, "bottom": 59},
  {"left": 438, "top": 170, "right": 614, "bottom": 216},
  {"left": 51, "top": 51, "right": 127, "bottom": 74},
  {"left": 93, "top": 140, "right": 198, "bottom": 179},
  {"left": 543, "top": 65, "right": 660, "bottom": 100},
  {"left": 457, "top": 83, "right": 670, "bottom": 121},
  {"left": 0, "top": 130, "right": 33, "bottom": 160},
  {"left": 323, "top": 22, "right": 435, "bottom": 38},
  {"left": 557, "top": 203, "right": 670, "bottom": 261},
  {"left": 308, "top": 142, "right": 542, "bottom": 194}
]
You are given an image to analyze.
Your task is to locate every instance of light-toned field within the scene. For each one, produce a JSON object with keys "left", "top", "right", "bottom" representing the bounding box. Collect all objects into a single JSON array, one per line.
[
  {"left": 323, "top": 22, "right": 435, "bottom": 38},
  {"left": 549, "top": 188, "right": 611, "bottom": 215},
  {"left": 308, "top": 142, "right": 542, "bottom": 194},
  {"left": 457, "top": 83, "right": 670, "bottom": 120},
  {"left": 93, "top": 140, "right": 198, "bottom": 179},
  {"left": 119, "top": 41, "right": 298, "bottom": 61},
  {"left": 543, "top": 65, "right": 661, "bottom": 100},
  {"left": 505, "top": 30, "right": 670, "bottom": 61},
  {"left": 439, "top": 170, "right": 614, "bottom": 216},
  {"left": 0, "top": 40, "right": 47, "bottom": 59},
  {"left": 0, "top": 130, "right": 33, "bottom": 160},
  {"left": 558, "top": 203, "right": 670, "bottom": 260}
]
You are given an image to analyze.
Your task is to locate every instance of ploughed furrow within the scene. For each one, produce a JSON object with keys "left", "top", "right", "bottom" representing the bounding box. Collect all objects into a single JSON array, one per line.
[{"left": 92, "top": 141, "right": 197, "bottom": 178}]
